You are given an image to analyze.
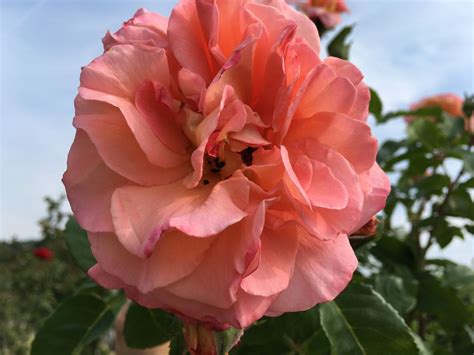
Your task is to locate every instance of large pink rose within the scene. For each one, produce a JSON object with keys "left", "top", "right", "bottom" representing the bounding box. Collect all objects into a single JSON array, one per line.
[{"left": 63, "top": 0, "right": 389, "bottom": 329}]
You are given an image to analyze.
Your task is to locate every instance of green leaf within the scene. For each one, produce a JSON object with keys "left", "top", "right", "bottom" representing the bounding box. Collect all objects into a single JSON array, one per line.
[
  {"left": 405, "top": 154, "right": 433, "bottom": 178},
  {"left": 462, "top": 151, "right": 474, "bottom": 174},
  {"left": 169, "top": 331, "right": 188, "bottom": 355},
  {"left": 459, "top": 177, "right": 474, "bottom": 189},
  {"left": 407, "top": 119, "right": 444, "bottom": 148},
  {"left": 377, "top": 140, "right": 404, "bottom": 166},
  {"left": 380, "top": 106, "right": 442, "bottom": 124},
  {"left": 31, "top": 294, "right": 112, "bottom": 355},
  {"left": 233, "top": 307, "right": 330, "bottom": 355},
  {"left": 380, "top": 144, "right": 428, "bottom": 172},
  {"left": 215, "top": 328, "right": 243, "bottom": 355},
  {"left": 432, "top": 220, "right": 463, "bottom": 249},
  {"left": 319, "top": 283, "right": 419, "bottom": 355},
  {"left": 417, "top": 272, "right": 470, "bottom": 330},
  {"left": 320, "top": 284, "right": 419, "bottom": 355},
  {"left": 369, "top": 88, "right": 383, "bottom": 122},
  {"left": 301, "top": 326, "right": 332, "bottom": 355},
  {"left": 439, "top": 114, "right": 466, "bottom": 140},
  {"left": 452, "top": 325, "right": 474, "bottom": 355},
  {"left": 466, "top": 224, "right": 474, "bottom": 234},
  {"left": 371, "top": 236, "right": 417, "bottom": 270},
  {"left": 375, "top": 274, "right": 418, "bottom": 315},
  {"left": 446, "top": 189, "right": 474, "bottom": 218},
  {"left": 442, "top": 264, "right": 474, "bottom": 303},
  {"left": 327, "top": 25, "right": 353, "bottom": 60},
  {"left": 64, "top": 217, "right": 96, "bottom": 271},
  {"left": 415, "top": 174, "right": 450, "bottom": 197},
  {"left": 412, "top": 334, "right": 431, "bottom": 355},
  {"left": 124, "top": 303, "right": 181, "bottom": 349}
]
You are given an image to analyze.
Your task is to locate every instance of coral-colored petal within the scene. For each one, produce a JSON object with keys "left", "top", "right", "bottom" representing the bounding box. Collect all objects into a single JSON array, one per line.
[
  {"left": 267, "top": 231, "right": 357, "bottom": 314},
  {"left": 286, "top": 112, "right": 378, "bottom": 173},
  {"left": 353, "top": 163, "right": 391, "bottom": 232},
  {"left": 63, "top": 131, "right": 128, "bottom": 232},
  {"left": 293, "top": 155, "right": 348, "bottom": 209},
  {"left": 81, "top": 44, "right": 170, "bottom": 99},
  {"left": 135, "top": 80, "right": 190, "bottom": 153},
  {"left": 168, "top": 0, "right": 218, "bottom": 83},
  {"left": 102, "top": 8, "right": 168, "bottom": 51},
  {"left": 111, "top": 176, "right": 249, "bottom": 258},
  {"left": 74, "top": 112, "right": 187, "bottom": 186},
  {"left": 241, "top": 223, "right": 299, "bottom": 297},
  {"left": 78, "top": 89, "right": 188, "bottom": 169},
  {"left": 89, "top": 230, "right": 214, "bottom": 293},
  {"left": 166, "top": 200, "right": 265, "bottom": 309}
]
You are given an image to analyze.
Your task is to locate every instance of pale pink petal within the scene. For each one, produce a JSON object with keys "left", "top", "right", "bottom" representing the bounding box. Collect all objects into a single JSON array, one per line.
[
  {"left": 250, "top": 0, "right": 320, "bottom": 54},
  {"left": 324, "top": 56, "right": 363, "bottom": 85},
  {"left": 168, "top": 0, "right": 218, "bottom": 83},
  {"left": 165, "top": 200, "right": 265, "bottom": 308},
  {"left": 204, "top": 32, "right": 259, "bottom": 112},
  {"left": 241, "top": 223, "right": 299, "bottom": 297},
  {"left": 81, "top": 44, "right": 170, "bottom": 99},
  {"left": 267, "top": 231, "right": 357, "bottom": 314},
  {"left": 135, "top": 80, "right": 190, "bottom": 153},
  {"left": 178, "top": 68, "right": 207, "bottom": 109},
  {"left": 293, "top": 155, "right": 348, "bottom": 209},
  {"left": 74, "top": 112, "right": 187, "bottom": 186},
  {"left": 243, "top": 147, "right": 285, "bottom": 191},
  {"left": 229, "top": 125, "right": 270, "bottom": 146},
  {"left": 78, "top": 89, "right": 188, "bottom": 169},
  {"left": 285, "top": 112, "right": 378, "bottom": 173},
  {"left": 348, "top": 82, "right": 371, "bottom": 122},
  {"left": 294, "top": 63, "right": 337, "bottom": 118},
  {"left": 111, "top": 176, "right": 249, "bottom": 258},
  {"left": 63, "top": 130, "right": 128, "bottom": 232},
  {"left": 281, "top": 145, "right": 312, "bottom": 207},
  {"left": 195, "top": 0, "right": 227, "bottom": 65},
  {"left": 324, "top": 57, "right": 370, "bottom": 121},
  {"left": 89, "top": 231, "right": 214, "bottom": 292},
  {"left": 102, "top": 8, "right": 168, "bottom": 51},
  {"left": 215, "top": 0, "right": 246, "bottom": 59},
  {"left": 232, "top": 289, "right": 275, "bottom": 328},
  {"left": 299, "top": 75, "right": 357, "bottom": 117},
  {"left": 353, "top": 163, "right": 391, "bottom": 232}
]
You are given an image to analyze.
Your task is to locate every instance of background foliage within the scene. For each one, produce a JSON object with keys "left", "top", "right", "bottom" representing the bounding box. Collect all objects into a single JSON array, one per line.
[{"left": 1, "top": 19, "right": 472, "bottom": 355}]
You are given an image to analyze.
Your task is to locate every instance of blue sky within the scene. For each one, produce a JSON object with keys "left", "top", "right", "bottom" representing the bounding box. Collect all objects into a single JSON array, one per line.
[{"left": 0, "top": 0, "right": 472, "bottom": 263}]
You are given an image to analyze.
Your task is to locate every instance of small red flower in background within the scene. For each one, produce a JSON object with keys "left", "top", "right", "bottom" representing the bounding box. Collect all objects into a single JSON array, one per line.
[{"left": 33, "top": 247, "right": 54, "bottom": 261}]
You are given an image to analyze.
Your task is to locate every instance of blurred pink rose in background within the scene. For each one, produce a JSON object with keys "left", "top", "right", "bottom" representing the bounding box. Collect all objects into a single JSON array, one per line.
[
  {"left": 63, "top": 0, "right": 389, "bottom": 329},
  {"left": 289, "top": 0, "right": 349, "bottom": 30},
  {"left": 406, "top": 93, "right": 464, "bottom": 124}
]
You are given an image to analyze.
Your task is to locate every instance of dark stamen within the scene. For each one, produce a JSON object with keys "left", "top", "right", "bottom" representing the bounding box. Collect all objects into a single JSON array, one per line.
[
  {"left": 240, "top": 147, "right": 257, "bottom": 166},
  {"left": 203, "top": 179, "right": 210, "bottom": 185}
]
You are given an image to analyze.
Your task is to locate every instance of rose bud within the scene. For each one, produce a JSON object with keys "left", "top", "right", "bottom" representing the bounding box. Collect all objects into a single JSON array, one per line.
[
  {"left": 63, "top": 0, "right": 390, "bottom": 331},
  {"left": 348, "top": 216, "right": 379, "bottom": 249}
]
